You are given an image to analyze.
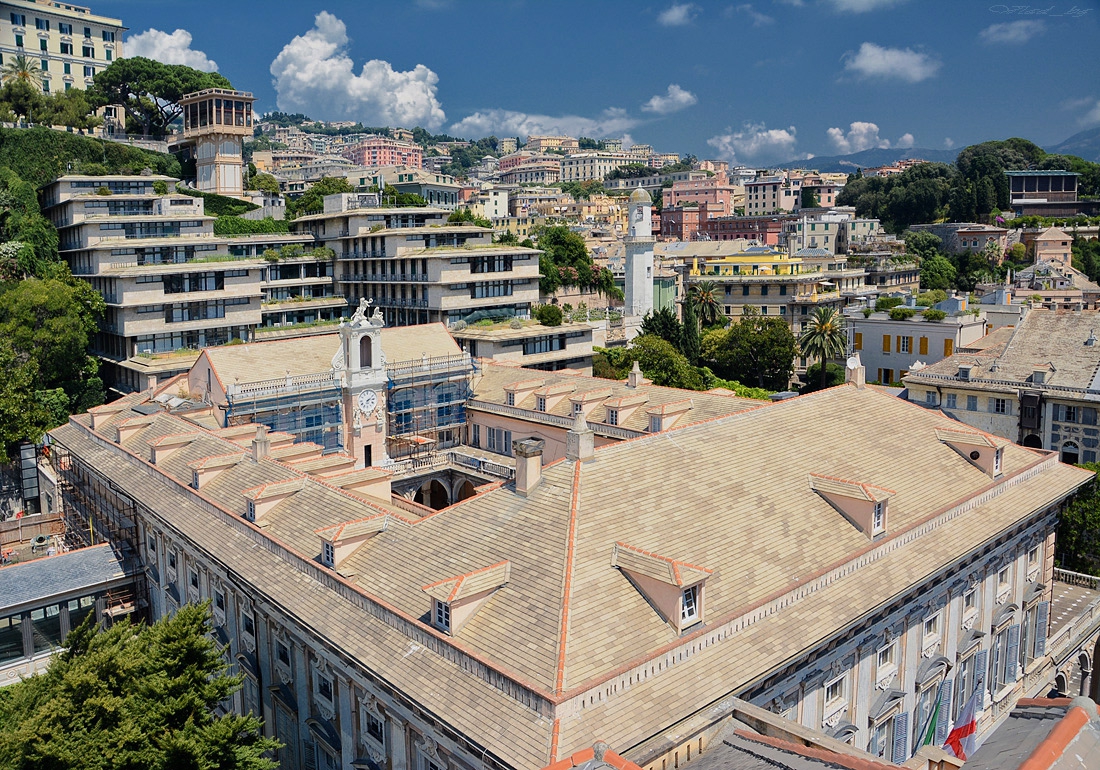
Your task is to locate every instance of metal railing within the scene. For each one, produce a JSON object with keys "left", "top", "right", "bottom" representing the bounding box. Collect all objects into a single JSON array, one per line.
[
  {"left": 341, "top": 273, "right": 428, "bottom": 283},
  {"left": 385, "top": 450, "right": 515, "bottom": 481},
  {"left": 373, "top": 297, "right": 429, "bottom": 309},
  {"left": 338, "top": 251, "right": 388, "bottom": 260},
  {"left": 387, "top": 353, "right": 473, "bottom": 380}
]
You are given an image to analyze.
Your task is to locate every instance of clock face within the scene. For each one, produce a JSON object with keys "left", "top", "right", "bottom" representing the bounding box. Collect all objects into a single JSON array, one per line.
[{"left": 356, "top": 389, "right": 378, "bottom": 415}]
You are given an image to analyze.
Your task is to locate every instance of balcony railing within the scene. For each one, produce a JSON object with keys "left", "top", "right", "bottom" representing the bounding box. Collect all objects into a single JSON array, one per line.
[
  {"left": 373, "top": 297, "right": 429, "bottom": 309},
  {"left": 468, "top": 399, "right": 641, "bottom": 440},
  {"left": 1054, "top": 567, "right": 1100, "bottom": 590},
  {"left": 384, "top": 450, "right": 515, "bottom": 481},
  {"left": 338, "top": 250, "right": 388, "bottom": 260},
  {"left": 341, "top": 273, "right": 428, "bottom": 283},
  {"left": 226, "top": 370, "right": 338, "bottom": 399}
]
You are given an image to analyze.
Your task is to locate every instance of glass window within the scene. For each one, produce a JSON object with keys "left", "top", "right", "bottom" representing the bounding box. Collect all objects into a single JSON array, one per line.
[
  {"left": 946, "top": 393, "right": 957, "bottom": 409},
  {"left": 967, "top": 395, "right": 978, "bottom": 411},
  {"left": 35, "top": 17, "right": 48, "bottom": 30},
  {"left": 317, "top": 675, "right": 333, "bottom": 702},
  {"left": 58, "top": 23, "right": 72, "bottom": 35},
  {"left": 825, "top": 674, "right": 845, "bottom": 704},
  {"left": 0, "top": 615, "right": 24, "bottom": 663},
  {"left": 434, "top": 600, "right": 450, "bottom": 631},
  {"left": 276, "top": 641, "right": 291, "bottom": 667},
  {"left": 30, "top": 605, "right": 63, "bottom": 653},
  {"left": 681, "top": 585, "right": 699, "bottom": 624},
  {"left": 322, "top": 541, "right": 335, "bottom": 567},
  {"left": 873, "top": 501, "right": 885, "bottom": 533}
]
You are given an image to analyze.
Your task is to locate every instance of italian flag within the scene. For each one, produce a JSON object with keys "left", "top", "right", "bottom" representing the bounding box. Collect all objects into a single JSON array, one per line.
[{"left": 944, "top": 691, "right": 982, "bottom": 760}]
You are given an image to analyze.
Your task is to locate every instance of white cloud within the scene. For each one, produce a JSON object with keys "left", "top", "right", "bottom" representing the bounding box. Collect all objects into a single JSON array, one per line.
[
  {"left": 735, "top": 4, "right": 775, "bottom": 25},
  {"left": 642, "top": 84, "right": 698, "bottom": 114},
  {"left": 707, "top": 122, "right": 798, "bottom": 164},
  {"left": 828, "top": 0, "right": 906, "bottom": 11},
  {"left": 450, "top": 108, "right": 637, "bottom": 141},
  {"left": 980, "top": 20, "right": 1045, "bottom": 44},
  {"left": 658, "top": 3, "right": 698, "bottom": 26},
  {"left": 842, "top": 42, "right": 941, "bottom": 83},
  {"left": 270, "top": 12, "right": 445, "bottom": 129},
  {"left": 1082, "top": 99, "right": 1100, "bottom": 126},
  {"left": 944, "top": 138, "right": 956, "bottom": 149},
  {"left": 826, "top": 122, "right": 915, "bottom": 154},
  {"left": 126, "top": 28, "right": 218, "bottom": 71}
]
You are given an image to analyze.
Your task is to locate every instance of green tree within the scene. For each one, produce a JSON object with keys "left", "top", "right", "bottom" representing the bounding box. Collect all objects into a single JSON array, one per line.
[
  {"left": 798, "top": 307, "right": 847, "bottom": 389},
  {"left": 0, "top": 55, "right": 43, "bottom": 89},
  {"left": 688, "top": 280, "right": 724, "bottom": 328},
  {"left": 40, "top": 88, "right": 103, "bottom": 131},
  {"left": 0, "top": 79, "right": 46, "bottom": 123},
  {"left": 703, "top": 316, "right": 797, "bottom": 391},
  {"left": 631, "top": 334, "right": 703, "bottom": 390},
  {"left": 89, "top": 57, "right": 232, "bottom": 138},
  {"left": 801, "top": 362, "right": 845, "bottom": 394},
  {"left": 0, "top": 276, "right": 104, "bottom": 412},
  {"left": 0, "top": 339, "right": 46, "bottom": 462},
  {"left": 0, "top": 602, "right": 279, "bottom": 770},
  {"left": 904, "top": 230, "right": 943, "bottom": 262},
  {"left": 800, "top": 188, "right": 820, "bottom": 209},
  {"left": 533, "top": 304, "right": 563, "bottom": 326},
  {"left": 288, "top": 176, "right": 354, "bottom": 218},
  {"left": 1057, "top": 463, "right": 1100, "bottom": 574},
  {"left": 920, "top": 255, "right": 957, "bottom": 291},
  {"left": 680, "top": 297, "right": 701, "bottom": 365},
  {"left": 639, "top": 307, "right": 682, "bottom": 351},
  {"left": 448, "top": 208, "right": 492, "bottom": 228},
  {"left": 246, "top": 172, "right": 280, "bottom": 194},
  {"left": 534, "top": 226, "right": 621, "bottom": 299}
]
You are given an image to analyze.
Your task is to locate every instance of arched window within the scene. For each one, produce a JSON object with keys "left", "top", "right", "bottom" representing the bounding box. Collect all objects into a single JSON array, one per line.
[
  {"left": 359, "top": 336, "right": 372, "bottom": 370},
  {"left": 1062, "top": 441, "right": 1080, "bottom": 465},
  {"left": 1022, "top": 434, "right": 1043, "bottom": 449}
]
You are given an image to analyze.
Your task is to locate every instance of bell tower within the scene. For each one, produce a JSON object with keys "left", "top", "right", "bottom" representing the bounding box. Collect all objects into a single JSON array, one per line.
[{"left": 336, "top": 299, "right": 389, "bottom": 468}]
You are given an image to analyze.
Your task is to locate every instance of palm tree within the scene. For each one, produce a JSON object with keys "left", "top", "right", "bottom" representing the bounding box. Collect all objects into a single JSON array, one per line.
[
  {"left": 689, "top": 280, "right": 725, "bottom": 328},
  {"left": 0, "top": 55, "right": 43, "bottom": 89},
  {"left": 799, "top": 307, "right": 847, "bottom": 389}
]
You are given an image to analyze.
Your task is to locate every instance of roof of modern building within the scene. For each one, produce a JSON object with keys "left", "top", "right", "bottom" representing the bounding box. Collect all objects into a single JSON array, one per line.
[
  {"left": 0, "top": 544, "right": 128, "bottom": 613},
  {"left": 964, "top": 697, "right": 1100, "bottom": 770},
  {"left": 959, "top": 325, "right": 1016, "bottom": 354},
  {"left": 198, "top": 324, "right": 462, "bottom": 386},
  {"left": 452, "top": 322, "right": 595, "bottom": 342},
  {"left": 52, "top": 381, "right": 1091, "bottom": 768},
  {"left": 905, "top": 310, "right": 1100, "bottom": 392}
]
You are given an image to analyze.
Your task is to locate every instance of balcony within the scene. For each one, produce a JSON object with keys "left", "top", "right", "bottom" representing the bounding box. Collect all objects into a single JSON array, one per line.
[
  {"left": 373, "top": 297, "right": 429, "bottom": 309},
  {"left": 338, "top": 250, "right": 387, "bottom": 260}
]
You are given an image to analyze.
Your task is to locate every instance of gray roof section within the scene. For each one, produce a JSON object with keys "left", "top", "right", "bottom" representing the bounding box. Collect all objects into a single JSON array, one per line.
[
  {"left": 683, "top": 728, "right": 869, "bottom": 770},
  {"left": 0, "top": 544, "right": 127, "bottom": 613},
  {"left": 963, "top": 698, "right": 1100, "bottom": 770}
]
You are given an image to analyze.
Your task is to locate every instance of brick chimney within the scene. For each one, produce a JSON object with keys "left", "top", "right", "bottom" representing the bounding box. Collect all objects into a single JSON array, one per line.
[
  {"left": 252, "top": 424, "right": 271, "bottom": 463},
  {"left": 513, "top": 438, "right": 545, "bottom": 496}
]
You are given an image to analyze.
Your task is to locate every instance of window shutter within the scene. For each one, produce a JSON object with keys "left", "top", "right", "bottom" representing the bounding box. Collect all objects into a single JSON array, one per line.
[
  {"left": 1085, "top": 408, "right": 1098, "bottom": 426},
  {"left": 919, "top": 336, "right": 928, "bottom": 355},
  {"left": 883, "top": 334, "right": 891, "bottom": 352},
  {"left": 908, "top": 336, "right": 914, "bottom": 355},
  {"left": 896, "top": 335, "right": 902, "bottom": 353},
  {"left": 973, "top": 650, "right": 988, "bottom": 701},
  {"left": 944, "top": 339, "right": 954, "bottom": 356},
  {"left": 1035, "top": 601, "right": 1049, "bottom": 656},
  {"left": 855, "top": 332, "right": 863, "bottom": 350},
  {"left": 1053, "top": 404, "right": 1064, "bottom": 422},
  {"left": 935, "top": 680, "right": 953, "bottom": 745},
  {"left": 892, "top": 711, "right": 910, "bottom": 764},
  {"left": 1006, "top": 624, "right": 1021, "bottom": 681}
]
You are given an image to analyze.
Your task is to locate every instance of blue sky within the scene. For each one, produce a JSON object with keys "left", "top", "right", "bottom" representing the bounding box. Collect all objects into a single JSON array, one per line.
[{"left": 98, "top": 0, "right": 1100, "bottom": 164}]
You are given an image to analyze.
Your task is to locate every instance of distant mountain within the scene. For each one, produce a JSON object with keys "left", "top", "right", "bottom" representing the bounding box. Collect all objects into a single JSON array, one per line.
[
  {"left": 775, "top": 146, "right": 959, "bottom": 173},
  {"left": 1047, "top": 126, "right": 1100, "bottom": 163}
]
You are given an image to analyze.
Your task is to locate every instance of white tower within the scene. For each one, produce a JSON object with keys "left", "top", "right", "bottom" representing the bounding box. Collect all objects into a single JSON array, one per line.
[
  {"left": 625, "top": 188, "right": 655, "bottom": 320},
  {"left": 335, "top": 299, "right": 390, "bottom": 468}
]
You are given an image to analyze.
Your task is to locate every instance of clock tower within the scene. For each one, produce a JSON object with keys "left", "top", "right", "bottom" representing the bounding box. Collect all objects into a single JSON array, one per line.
[{"left": 336, "top": 299, "right": 390, "bottom": 468}]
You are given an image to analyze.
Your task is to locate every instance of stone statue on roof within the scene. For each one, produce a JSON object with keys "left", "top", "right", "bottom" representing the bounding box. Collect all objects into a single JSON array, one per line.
[{"left": 350, "top": 297, "right": 372, "bottom": 324}]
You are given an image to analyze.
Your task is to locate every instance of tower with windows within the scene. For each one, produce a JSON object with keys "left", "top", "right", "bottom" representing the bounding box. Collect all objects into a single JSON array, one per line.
[{"left": 179, "top": 88, "right": 254, "bottom": 197}]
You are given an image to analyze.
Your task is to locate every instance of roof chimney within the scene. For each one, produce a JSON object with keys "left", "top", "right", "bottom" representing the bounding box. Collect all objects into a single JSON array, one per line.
[
  {"left": 512, "top": 438, "right": 544, "bottom": 497},
  {"left": 566, "top": 412, "right": 595, "bottom": 463},
  {"left": 627, "top": 360, "right": 648, "bottom": 389},
  {"left": 252, "top": 424, "right": 271, "bottom": 463},
  {"left": 845, "top": 353, "right": 866, "bottom": 389}
]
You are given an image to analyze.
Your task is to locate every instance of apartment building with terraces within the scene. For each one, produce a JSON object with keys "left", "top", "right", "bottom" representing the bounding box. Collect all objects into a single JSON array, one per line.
[
  {"left": 40, "top": 175, "right": 342, "bottom": 392},
  {"left": 289, "top": 192, "right": 541, "bottom": 328}
]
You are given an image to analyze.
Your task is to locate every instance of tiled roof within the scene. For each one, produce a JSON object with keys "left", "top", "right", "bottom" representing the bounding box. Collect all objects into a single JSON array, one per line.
[
  {"left": 50, "top": 382, "right": 1093, "bottom": 767},
  {"left": 906, "top": 310, "right": 1100, "bottom": 392},
  {"left": 964, "top": 697, "right": 1100, "bottom": 770}
]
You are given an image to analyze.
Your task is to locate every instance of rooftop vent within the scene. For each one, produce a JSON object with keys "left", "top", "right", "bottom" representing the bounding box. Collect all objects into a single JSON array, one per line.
[
  {"left": 1087, "top": 330, "right": 1097, "bottom": 347},
  {"left": 958, "top": 364, "right": 973, "bottom": 381}
]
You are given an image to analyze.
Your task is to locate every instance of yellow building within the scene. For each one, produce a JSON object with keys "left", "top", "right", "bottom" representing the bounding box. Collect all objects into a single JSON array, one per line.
[{"left": 690, "top": 248, "right": 803, "bottom": 277}]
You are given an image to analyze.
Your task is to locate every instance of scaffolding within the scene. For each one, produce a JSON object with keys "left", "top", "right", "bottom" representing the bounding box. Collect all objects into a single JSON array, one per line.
[
  {"left": 224, "top": 371, "right": 344, "bottom": 452},
  {"left": 386, "top": 353, "right": 476, "bottom": 459}
]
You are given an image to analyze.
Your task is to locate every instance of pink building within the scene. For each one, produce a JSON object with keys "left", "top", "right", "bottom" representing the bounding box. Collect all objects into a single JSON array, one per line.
[
  {"left": 342, "top": 136, "right": 423, "bottom": 169},
  {"left": 698, "top": 215, "right": 785, "bottom": 245},
  {"left": 662, "top": 171, "right": 740, "bottom": 217}
]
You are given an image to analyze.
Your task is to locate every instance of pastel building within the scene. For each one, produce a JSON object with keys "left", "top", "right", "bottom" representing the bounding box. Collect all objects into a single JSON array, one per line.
[
  {"left": 341, "top": 136, "right": 423, "bottom": 169},
  {"left": 0, "top": 0, "right": 123, "bottom": 97},
  {"left": 178, "top": 88, "right": 255, "bottom": 196}
]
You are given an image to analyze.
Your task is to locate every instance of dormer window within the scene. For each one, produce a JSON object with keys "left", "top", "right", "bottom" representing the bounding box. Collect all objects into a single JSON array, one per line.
[
  {"left": 872, "top": 501, "right": 885, "bottom": 534},
  {"left": 572, "top": 402, "right": 584, "bottom": 417},
  {"left": 322, "top": 541, "right": 335, "bottom": 568},
  {"left": 994, "top": 448, "right": 1002, "bottom": 475},
  {"left": 506, "top": 391, "right": 515, "bottom": 406},
  {"left": 191, "top": 469, "right": 199, "bottom": 489},
  {"left": 649, "top": 415, "right": 661, "bottom": 433},
  {"left": 536, "top": 396, "right": 547, "bottom": 412},
  {"left": 607, "top": 408, "right": 619, "bottom": 426},
  {"left": 433, "top": 599, "right": 451, "bottom": 631},
  {"left": 245, "top": 499, "right": 256, "bottom": 522},
  {"left": 681, "top": 585, "right": 699, "bottom": 625}
]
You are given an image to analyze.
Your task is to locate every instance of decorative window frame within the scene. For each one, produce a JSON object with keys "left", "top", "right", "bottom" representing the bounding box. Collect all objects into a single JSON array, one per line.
[
  {"left": 921, "top": 612, "right": 941, "bottom": 658},
  {"left": 359, "top": 694, "right": 387, "bottom": 763},
  {"left": 312, "top": 656, "right": 336, "bottom": 721},
  {"left": 875, "top": 639, "right": 898, "bottom": 690},
  {"left": 822, "top": 671, "right": 849, "bottom": 728},
  {"left": 272, "top": 627, "right": 293, "bottom": 685}
]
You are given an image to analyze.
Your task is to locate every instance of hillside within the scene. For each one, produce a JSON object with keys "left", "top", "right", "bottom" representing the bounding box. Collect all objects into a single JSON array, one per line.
[
  {"left": 1047, "top": 126, "right": 1100, "bottom": 163},
  {"left": 0, "top": 127, "right": 180, "bottom": 187},
  {"left": 776, "top": 146, "right": 958, "bottom": 173}
]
